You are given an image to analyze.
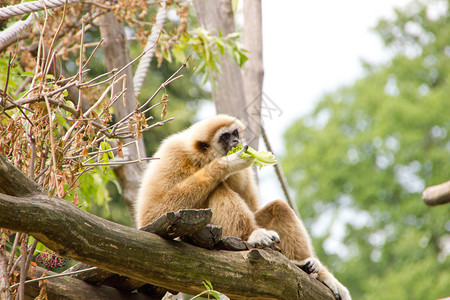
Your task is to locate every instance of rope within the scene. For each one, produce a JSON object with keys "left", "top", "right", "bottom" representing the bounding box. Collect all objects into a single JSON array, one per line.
[
  {"left": 261, "top": 126, "right": 301, "bottom": 217},
  {"left": 0, "top": 0, "right": 81, "bottom": 20},
  {"left": 0, "top": 13, "right": 35, "bottom": 45},
  {"left": 133, "top": 0, "right": 167, "bottom": 97}
]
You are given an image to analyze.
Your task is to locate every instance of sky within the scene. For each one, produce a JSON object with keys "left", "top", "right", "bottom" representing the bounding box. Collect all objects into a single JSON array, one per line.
[{"left": 257, "top": 0, "right": 414, "bottom": 205}]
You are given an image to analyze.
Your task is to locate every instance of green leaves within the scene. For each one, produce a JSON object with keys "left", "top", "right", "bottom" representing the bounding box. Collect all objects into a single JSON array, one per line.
[
  {"left": 190, "top": 280, "right": 229, "bottom": 300},
  {"left": 170, "top": 28, "right": 248, "bottom": 86},
  {"left": 227, "top": 143, "right": 278, "bottom": 169}
]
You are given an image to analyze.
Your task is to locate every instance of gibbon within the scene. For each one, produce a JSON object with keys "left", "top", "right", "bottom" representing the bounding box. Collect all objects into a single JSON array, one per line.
[{"left": 135, "top": 114, "right": 351, "bottom": 300}]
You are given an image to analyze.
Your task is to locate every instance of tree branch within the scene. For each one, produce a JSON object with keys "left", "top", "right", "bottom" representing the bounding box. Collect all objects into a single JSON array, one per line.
[
  {"left": 0, "top": 155, "right": 41, "bottom": 196},
  {"left": 0, "top": 155, "right": 334, "bottom": 300},
  {"left": 422, "top": 180, "right": 450, "bottom": 206},
  {"left": 21, "top": 261, "right": 150, "bottom": 299}
]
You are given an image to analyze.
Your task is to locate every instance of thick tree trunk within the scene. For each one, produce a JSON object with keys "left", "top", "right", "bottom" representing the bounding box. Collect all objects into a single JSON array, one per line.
[
  {"left": 0, "top": 154, "right": 334, "bottom": 300},
  {"left": 193, "top": 0, "right": 261, "bottom": 149},
  {"left": 242, "top": 0, "right": 264, "bottom": 150},
  {"left": 98, "top": 12, "right": 147, "bottom": 220}
]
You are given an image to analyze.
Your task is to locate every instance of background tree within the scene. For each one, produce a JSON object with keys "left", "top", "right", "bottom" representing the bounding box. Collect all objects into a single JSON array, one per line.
[{"left": 283, "top": 1, "right": 449, "bottom": 299}]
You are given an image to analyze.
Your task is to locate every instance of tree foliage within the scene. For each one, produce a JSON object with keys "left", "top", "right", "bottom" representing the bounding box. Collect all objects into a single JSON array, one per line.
[{"left": 283, "top": 1, "right": 450, "bottom": 299}]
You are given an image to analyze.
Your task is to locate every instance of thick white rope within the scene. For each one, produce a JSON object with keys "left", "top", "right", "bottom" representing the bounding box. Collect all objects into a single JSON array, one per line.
[
  {"left": 133, "top": 0, "right": 167, "bottom": 97},
  {"left": 0, "top": 13, "right": 35, "bottom": 45},
  {"left": 0, "top": 0, "right": 81, "bottom": 20}
]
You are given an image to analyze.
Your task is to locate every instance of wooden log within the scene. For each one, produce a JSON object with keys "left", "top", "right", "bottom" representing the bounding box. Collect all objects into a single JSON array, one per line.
[
  {"left": 0, "top": 154, "right": 41, "bottom": 197},
  {"left": 64, "top": 262, "right": 171, "bottom": 298},
  {"left": 22, "top": 262, "right": 150, "bottom": 300},
  {"left": 139, "top": 209, "right": 212, "bottom": 239},
  {"left": 0, "top": 154, "right": 335, "bottom": 299},
  {"left": 216, "top": 236, "right": 251, "bottom": 251},
  {"left": 0, "top": 192, "right": 334, "bottom": 299},
  {"left": 181, "top": 224, "right": 222, "bottom": 250}
]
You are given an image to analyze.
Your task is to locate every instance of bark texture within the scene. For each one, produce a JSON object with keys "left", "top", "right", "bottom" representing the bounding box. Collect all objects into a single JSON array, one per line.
[
  {"left": 242, "top": 0, "right": 264, "bottom": 149},
  {"left": 0, "top": 154, "right": 334, "bottom": 300}
]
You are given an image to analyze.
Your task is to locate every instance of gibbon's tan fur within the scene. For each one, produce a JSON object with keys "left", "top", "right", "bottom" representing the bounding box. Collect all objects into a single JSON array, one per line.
[{"left": 135, "top": 114, "right": 351, "bottom": 300}]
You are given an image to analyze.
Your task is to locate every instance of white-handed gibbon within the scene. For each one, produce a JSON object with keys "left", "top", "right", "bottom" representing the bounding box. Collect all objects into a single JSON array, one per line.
[{"left": 135, "top": 114, "right": 351, "bottom": 300}]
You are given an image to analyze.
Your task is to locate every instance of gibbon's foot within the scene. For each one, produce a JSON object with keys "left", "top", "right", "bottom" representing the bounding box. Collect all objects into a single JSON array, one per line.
[
  {"left": 320, "top": 272, "right": 352, "bottom": 300},
  {"left": 294, "top": 257, "right": 322, "bottom": 274},
  {"left": 247, "top": 228, "right": 280, "bottom": 247}
]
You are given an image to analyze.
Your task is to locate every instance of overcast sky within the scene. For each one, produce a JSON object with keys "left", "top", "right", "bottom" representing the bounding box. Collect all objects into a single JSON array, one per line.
[
  {"left": 261, "top": 0, "right": 412, "bottom": 152},
  {"left": 257, "top": 0, "right": 414, "bottom": 205}
]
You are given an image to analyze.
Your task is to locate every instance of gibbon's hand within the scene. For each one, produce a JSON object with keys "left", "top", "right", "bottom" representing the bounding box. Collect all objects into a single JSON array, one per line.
[{"left": 221, "top": 145, "right": 255, "bottom": 174}]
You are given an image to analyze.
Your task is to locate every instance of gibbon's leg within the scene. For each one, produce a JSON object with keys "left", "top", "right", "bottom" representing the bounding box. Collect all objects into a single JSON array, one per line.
[
  {"left": 207, "top": 183, "right": 258, "bottom": 240},
  {"left": 207, "top": 183, "right": 279, "bottom": 245},
  {"left": 255, "top": 200, "right": 314, "bottom": 262},
  {"left": 255, "top": 200, "right": 351, "bottom": 300}
]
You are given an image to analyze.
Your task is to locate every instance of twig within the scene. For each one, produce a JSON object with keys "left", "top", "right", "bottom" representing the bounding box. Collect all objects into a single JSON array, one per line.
[
  {"left": 28, "top": 134, "right": 36, "bottom": 181},
  {"left": 81, "top": 39, "right": 104, "bottom": 70},
  {"left": 10, "top": 266, "right": 98, "bottom": 290},
  {"left": 5, "top": 96, "right": 79, "bottom": 117},
  {"left": 0, "top": 249, "right": 11, "bottom": 300},
  {"left": 1, "top": 55, "right": 35, "bottom": 125},
  {"left": 44, "top": 95, "right": 58, "bottom": 195},
  {"left": 83, "top": 1, "right": 113, "bottom": 10},
  {"left": 24, "top": 239, "right": 38, "bottom": 279},
  {"left": 8, "top": 254, "right": 23, "bottom": 277},
  {"left": 140, "top": 118, "right": 174, "bottom": 133},
  {"left": 135, "top": 140, "right": 141, "bottom": 163},
  {"left": 66, "top": 166, "right": 95, "bottom": 192},
  {"left": 7, "top": 233, "right": 21, "bottom": 274},
  {"left": 35, "top": 166, "right": 49, "bottom": 186},
  {"left": 2, "top": 52, "right": 11, "bottom": 101},
  {"left": 261, "top": 126, "right": 300, "bottom": 218},
  {"left": 77, "top": 16, "right": 86, "bottom": 113},
  {"left": 82, "top": 78, "right": 114, "bottom": 117},
  {"left": 43, "top": 1, "right": 68, "bottom": 87},
  {"left": 82, "top": 157, "right": 156, "bottom": 166},
  {"left": 110, "top": 63, "right": 186, "bottom": 134},
  {"left": 71, "top": 136, "right": 140, "bottom": 159},
  {"left": 78, "top": 39, "right": 159, "bottom": 89},
  {"left": 141, "top": 99, "right": 167, "bottom": 115},
  {"left": 18, "top": 234, "right": 29, "bottom": 300},
  {"left": 15, "top": 77, "right": 32, "bottom": 95}
]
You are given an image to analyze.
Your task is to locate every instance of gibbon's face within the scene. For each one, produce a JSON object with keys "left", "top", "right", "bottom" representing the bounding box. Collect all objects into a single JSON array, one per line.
[
  {"left": 217, "top": 126, "right": 241, "bottom": 154},
  {"left": 193, "top": 116, "right": 245, "bottom": 160}
]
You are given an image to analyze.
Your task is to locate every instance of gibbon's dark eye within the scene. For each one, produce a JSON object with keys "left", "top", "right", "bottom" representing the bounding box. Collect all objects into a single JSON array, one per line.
[
  {"left": 232, "top": 129, "right": 239, "bottom": 139},
  {"left": 220, "top": 132, "right": 230, "bottom": 143}
]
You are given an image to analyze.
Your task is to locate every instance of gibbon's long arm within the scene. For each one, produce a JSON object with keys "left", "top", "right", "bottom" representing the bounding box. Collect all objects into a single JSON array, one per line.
[
  {"left": 159, "top": 147, "right": 254, "bottom": 209},
  {"left": 159, "top": 158, "right": 231, "bottom": 208}
]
